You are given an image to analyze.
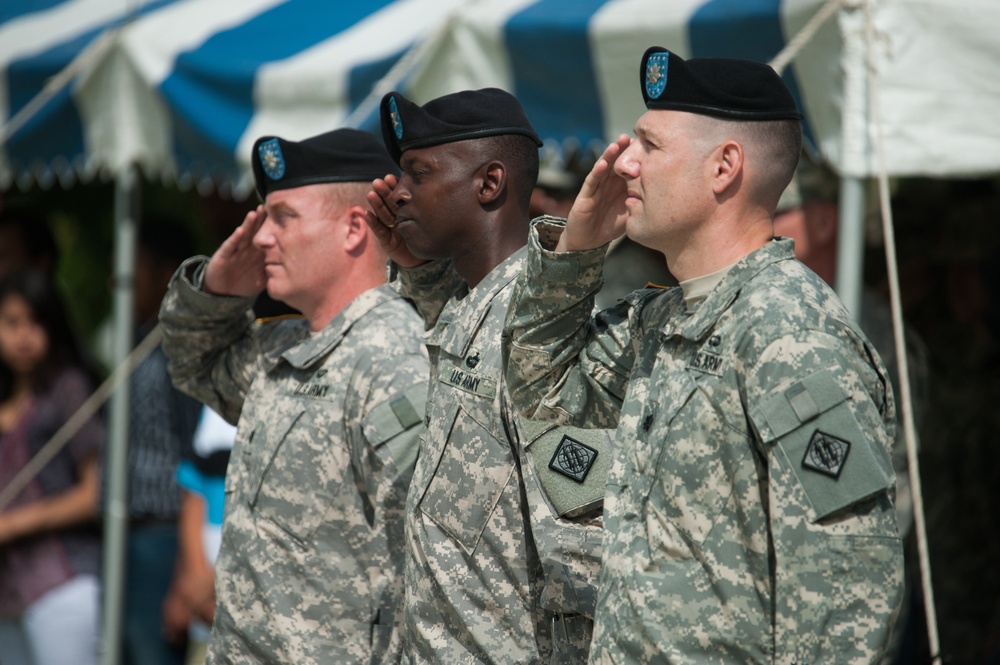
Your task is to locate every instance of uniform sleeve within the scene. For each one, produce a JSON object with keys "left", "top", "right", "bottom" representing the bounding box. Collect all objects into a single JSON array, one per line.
[
  {"left": 388, "top": 259, "right": 463, "bottom": 330},
  {"left": 745, "top": 328, "right": 905, "bottom": 661},
  {"left": 503, "top": 218, "right": 635, "bottom": 430},
  {"left": 354, "top": 351, "right": 429, "bottom": 510},
  {"left": 158, "top": 256, "right": 270, "bottom": 425},
  {"left": 504, "top": 392, "right": 606, "bottom": 621},
  {"left": 350, "top": 342, "right": 429, "bottom": 664}
]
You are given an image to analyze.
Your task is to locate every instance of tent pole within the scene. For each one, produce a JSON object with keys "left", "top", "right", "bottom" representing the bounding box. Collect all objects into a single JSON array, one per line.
[
  {"left": 835, "top": 175, "right": 865, "bottom": 316},
  {"left": 100, "top": 165, "right": 138, "bottom": 665}
]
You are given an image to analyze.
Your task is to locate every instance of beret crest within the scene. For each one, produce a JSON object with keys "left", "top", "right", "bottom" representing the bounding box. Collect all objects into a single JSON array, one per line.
[
  {"left": 251, "top": 128, "right": 398, "bottom": 200},
  {"left": 379, "top": 88, "right": 542, "bottom": 165},
  {"left": 640, "top": 46, "right": 802, "bottom": 121}
]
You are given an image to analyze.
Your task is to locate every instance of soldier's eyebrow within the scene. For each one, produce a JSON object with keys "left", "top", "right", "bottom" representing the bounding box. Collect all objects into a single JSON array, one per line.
[
  {"left": 400, "top": 153, "right": 433, "bottom": 173},
  {"left": 265, "top": 201, "right": 299, "bottom": 218}
]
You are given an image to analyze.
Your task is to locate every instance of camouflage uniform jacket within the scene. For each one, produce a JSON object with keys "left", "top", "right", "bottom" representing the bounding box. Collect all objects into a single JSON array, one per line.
[
  {"left": 391, "top": 247, "right": 607, "bottom": 664},
  {"left": 159, "top": 257, "right": 429, "bottom": 665},
  {"left": 503, "top": 220, "right": 905, "bottom": 664}
]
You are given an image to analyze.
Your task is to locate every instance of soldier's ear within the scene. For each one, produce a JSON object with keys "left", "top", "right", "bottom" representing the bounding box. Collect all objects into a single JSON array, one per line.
[
  {"left": 808, "top": 199, "right": 839, "bottom": 246},
  {"left": 711, "top": 140, "right": 743, "bottom": 196},
  {"left": 343, "top": 205, "right": 368, "bottom": 253},
  {"left": 477, "top": 161, "right": 506, "bottom": 205}
]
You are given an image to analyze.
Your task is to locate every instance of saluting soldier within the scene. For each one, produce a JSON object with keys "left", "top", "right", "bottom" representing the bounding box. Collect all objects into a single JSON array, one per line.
[
  {"left": 503, "top": 48, "right": 905, "bottom": 663},
  {"left": 366, "top": 89, "right": 611, "bottom": 664},
  {"left": 159, "top": 129, "right": 429, "bottom": 664}
]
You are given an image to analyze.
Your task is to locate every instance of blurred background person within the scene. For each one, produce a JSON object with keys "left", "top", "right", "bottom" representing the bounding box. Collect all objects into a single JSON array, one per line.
[
  {"left": 0, "top": 208, "right": 59, "bottom": 280},
  {"left": 162, "top": 405, "right": 236, "bottom": 665},
  {"left": 0, "top": 271, "right": 105, "bottom": 665},
  {"left": 104, "top": 216, "right": 202, "bottom": 665},
  {"left": 530, "top": 141, "right": 674, "bottom": 310}
]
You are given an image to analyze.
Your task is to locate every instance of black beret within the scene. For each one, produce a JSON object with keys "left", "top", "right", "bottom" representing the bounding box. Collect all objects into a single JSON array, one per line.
[
  {"left": 640, "top": 47, "right": 802, "bottom": 121},
  {"left": 379, "top": 88, "right": 542, "bottom": 165},
  {"left": 251, "top": 128, "right": 398, "bottom": 199}
]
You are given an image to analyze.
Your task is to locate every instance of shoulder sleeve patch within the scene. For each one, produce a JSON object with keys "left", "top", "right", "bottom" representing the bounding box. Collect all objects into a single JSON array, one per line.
[
  {"left": 523, "top": 420, "right": 614, "bottom": 518},
  {"left": 749, "top": 368, "right": 892, "bottom": 522}
]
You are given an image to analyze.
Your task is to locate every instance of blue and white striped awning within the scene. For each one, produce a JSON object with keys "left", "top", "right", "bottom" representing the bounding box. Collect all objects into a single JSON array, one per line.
[
  {"left": 3, "top": 0, "right": 1000, "bottom": 193},
  {"left": 0, "top": 0, "right": 466, "bottom": 193}
]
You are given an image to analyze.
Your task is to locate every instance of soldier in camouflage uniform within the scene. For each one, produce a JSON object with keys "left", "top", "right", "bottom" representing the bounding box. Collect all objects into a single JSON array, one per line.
[
  {"left": 365, "top": 89, "right": 610, "bottom": 664},
  {"left": 502, "top": 48, "right": 905, "bottom": 663},
  {"left": 158, "top": 129, "right": 429, "bottom": 665}
]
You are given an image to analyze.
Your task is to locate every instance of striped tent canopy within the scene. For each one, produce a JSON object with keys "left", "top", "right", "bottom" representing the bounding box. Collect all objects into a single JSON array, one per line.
[
  {"left": 3, "top": 0, "right": 1000, "bottom": 195},
  {"left": 0, "top": 0, "right": 465, "bottom": 194}
]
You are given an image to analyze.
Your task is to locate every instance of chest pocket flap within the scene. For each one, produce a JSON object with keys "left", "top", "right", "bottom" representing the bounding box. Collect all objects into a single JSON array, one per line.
[{"left": 750, "top": 368, "right": 892, "bottom": 522}]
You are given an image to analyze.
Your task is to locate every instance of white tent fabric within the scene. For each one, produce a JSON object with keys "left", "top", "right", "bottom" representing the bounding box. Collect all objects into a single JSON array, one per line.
[{"left": 4, "top": 0, "right": 1000, "bottom": 194}]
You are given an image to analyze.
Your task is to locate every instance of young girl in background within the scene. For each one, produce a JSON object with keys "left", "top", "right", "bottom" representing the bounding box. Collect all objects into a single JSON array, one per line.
[{"left": 0, "top": 271, "right": 105, "bottom": 665}]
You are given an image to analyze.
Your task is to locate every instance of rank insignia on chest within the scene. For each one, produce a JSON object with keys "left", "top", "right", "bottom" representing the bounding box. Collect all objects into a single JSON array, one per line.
[
  {"left": 802, "top": 430, "right": 851, "bottom": 479},
  {"left": 464, "top": 348, "right": 482, "bottom": 371},
  {"left": 548, "top": 435, "right": 599, "bottom": 483}
]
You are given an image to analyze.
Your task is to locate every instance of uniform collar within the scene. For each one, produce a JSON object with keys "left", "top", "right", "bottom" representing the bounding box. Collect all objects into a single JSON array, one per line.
[
  {"left": 662, "top": 238, "right": 796, "bottom": 343},
  {"left": 428, "top": 245, "right": 527, "bottom": 358},
  {"left": 275, "top": 284, "right": 400, "bottom": 370}
]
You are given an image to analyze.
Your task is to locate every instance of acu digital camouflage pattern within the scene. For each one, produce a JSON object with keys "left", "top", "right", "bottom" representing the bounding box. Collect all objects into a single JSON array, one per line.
[
  {"left": 159, "top": 257, "right": 429, "bottom": 665},
  {"left": 391, "top": 248, "right": 607, "bottom": 664},
  {"left": 503, "top": 219, "right": 906, "bottom": 664}
]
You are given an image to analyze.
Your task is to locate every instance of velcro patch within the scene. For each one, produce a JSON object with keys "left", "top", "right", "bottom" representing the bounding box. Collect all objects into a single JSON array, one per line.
[
  {"left": 802, "top": 430, "right": 851, "bottom": 479},
  {"left": 549, "top": 435, "right": 598, "bottom": 483}
]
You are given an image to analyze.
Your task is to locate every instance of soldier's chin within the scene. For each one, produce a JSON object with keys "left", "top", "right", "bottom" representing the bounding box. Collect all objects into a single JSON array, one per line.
[{"left": 264, "top": 281, "right": 289, "bottom": 303}]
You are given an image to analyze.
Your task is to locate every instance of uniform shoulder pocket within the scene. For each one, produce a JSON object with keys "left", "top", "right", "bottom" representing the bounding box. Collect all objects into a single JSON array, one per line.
[
  {"left": 362, "top": 382, "right": 427, "bottom": 472},
  {"left": 521, "top": 419, "right": 613, "bottom": 519},
  {"left": 749, "top": 368, "right": 892, "bottom": 522}
]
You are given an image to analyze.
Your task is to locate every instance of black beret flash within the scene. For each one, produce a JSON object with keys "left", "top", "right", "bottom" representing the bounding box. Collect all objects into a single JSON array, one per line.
[
  {"left": 251, "top": 128, "right": 399, "bottom": 200},
  {"left": 640, "top": 47, "right": 802, "bottom": 121},
  {"left": 379, "top": 88, "right": 542, "bottom": 165}
]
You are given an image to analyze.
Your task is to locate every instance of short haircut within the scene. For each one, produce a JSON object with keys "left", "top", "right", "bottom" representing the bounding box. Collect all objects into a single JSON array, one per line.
[
  {"left": 693, "top": 115, "right": 802, "bottom": 210},
  {"left": 321, "top": 181, "right": 372, "bottom": 215},
  {"left": 476, "top": 134, "right": 540, "bottom": 209}
]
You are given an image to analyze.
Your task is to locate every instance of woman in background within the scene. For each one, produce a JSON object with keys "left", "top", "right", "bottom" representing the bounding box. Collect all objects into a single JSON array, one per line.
[{"left": 0, "top": 271, "right": 104, "bottom": 665}]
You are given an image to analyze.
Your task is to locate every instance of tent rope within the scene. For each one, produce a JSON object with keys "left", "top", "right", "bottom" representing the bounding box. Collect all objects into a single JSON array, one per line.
[
  {"left": 769, "top": 0, "right": 847, "bottom": 75},
  {"left": 773, "top": 0, "right": 943, "bottom": 658},
  {"left": 860, "top": 0, "right": 943, "bottom": 661},
  {"left": 0, "top": 323, "right": 162, "bottom": 513}
]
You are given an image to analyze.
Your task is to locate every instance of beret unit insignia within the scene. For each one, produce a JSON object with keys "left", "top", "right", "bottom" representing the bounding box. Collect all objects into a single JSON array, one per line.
[
  {"left": 645, "top": 51, "right": 669, "bottom": 100},
  {"left": 389, "top": 96, "right": 403, "bottom": 140},
  {"left": 258, "top": 138, "right": 285, "bottom": 181}
]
